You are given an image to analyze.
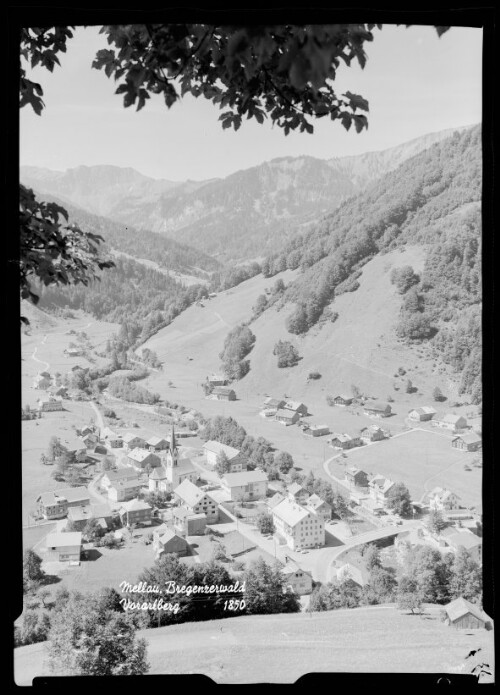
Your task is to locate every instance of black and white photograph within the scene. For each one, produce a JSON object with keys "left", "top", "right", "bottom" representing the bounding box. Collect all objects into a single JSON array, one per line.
[{"left": 13, "top": 9, "right": 494, "bottom": 685}]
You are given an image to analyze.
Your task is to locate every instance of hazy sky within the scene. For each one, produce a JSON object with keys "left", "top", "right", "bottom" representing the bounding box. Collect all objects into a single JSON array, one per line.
[{"left": 20, "top": 24, "right": 482, "bottom": 181}]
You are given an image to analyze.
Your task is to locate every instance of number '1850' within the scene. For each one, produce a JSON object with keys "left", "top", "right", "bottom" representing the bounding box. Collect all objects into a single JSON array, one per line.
[{"left": 223, "top": 599, "right": 246, "bottom": 611}]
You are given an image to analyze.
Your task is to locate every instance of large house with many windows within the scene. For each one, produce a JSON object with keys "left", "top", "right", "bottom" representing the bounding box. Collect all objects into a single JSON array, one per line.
[
  {"left": 272, "top": 498, "right": 325, "bottom": 550},
  {"left": 174, "top": 479, "right": 219, "bottom": 523}
]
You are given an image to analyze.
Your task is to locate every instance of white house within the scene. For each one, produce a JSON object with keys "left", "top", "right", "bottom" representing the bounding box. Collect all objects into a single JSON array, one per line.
[
  {"left": 221, "top": 470, "right": 268, "bottom": 502},
  {"left": 127, "top": 448, "right": 161, "bottom": 470},
  {"left": 44, "top": 532, "right": 82, "bottom": 563},
  {"left": 281, "top": 560, "right": 313, "bottom": 595},
  {"left": 433, "top": 414, "right": 468, "bottom": 430},
  {"left": 336, "top": 560, "right": 370, "bottom": 587},
  {"left": 272, "top": 498, "right": 325, "bottom": 550},
  {"left": 122, "top": 433, "right": 147, "bottom": 450},
  {"left": 408, "top": 406, "right": 437, "bottom": 422},
  {"left": 368, "top": 475, "right": 395, "bottom": 508},
  {"left": 203, "top": 440, "right": 246, "bottom": 472},
  {"left": 174, "top": 479, "right": 219, "bottom": 523},
  {"left": 427, "top": 487, "right": 461, "bottom": 512}
]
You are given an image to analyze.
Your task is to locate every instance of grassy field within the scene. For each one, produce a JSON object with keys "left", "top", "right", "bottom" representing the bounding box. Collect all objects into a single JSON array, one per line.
[
  {"left": 327, "top": 428, "right": 482, "bottom": 508},
  {"left": 14, "top": 605, "right": 494, "bottom": 684}
]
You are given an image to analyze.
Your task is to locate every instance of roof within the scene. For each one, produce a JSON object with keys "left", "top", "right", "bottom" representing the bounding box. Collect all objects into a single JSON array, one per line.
[
  {"left": 147, "top": 436, "right": 169, "bottom": 446},
  {"left": 447, "top": 531, "right": 482, "bottom": 550},
  {"left": 409, "top": 406, "right": 437, "bottom": 415},
  {"left": 307, "top": 424, "right": 329, "bottom": 432},
  {"left": 275, "top": 409, "right": 297, "bottom": 419},
  {"left": 284, "top": 401, "right": 307, "bottom": 412},
  {"left": 149, "top": 467, "right": 167, "bottom": 480},
  {"left": 454, "top": 432, "right": 482, "bottom": 445},
  {"left": 264, "top": 397, "right": 285, "bottom": 407},
  {"left": 174, "top": 457, "right": 196, "bottom": 473},
  {"left": 159, "top": 529, "right": 187, "bottom": 545},
  {"left": 46, "top": 532, "right": 82, "bottom": 547},
  {"left": 122, "top": 432, "right": 146, "bottom": 443},
  {"left": 173, "top": 507, "right": 206, "bottom": 520},
  {"left": 364, "top": 402, "right": 391, "bottom": 412},
  {"left": 203, "top": 440, "right": 241, "bottom": 460},
  {"left": 439, "top": 413, "right": 466, "bottom": 424},
  {"left": 174, "top": 479, "right": 210, "bottom": 507},
  {"left": 120, "top": 499, "right": 152, "bottom": 512},
  {"left": 222, "top": 470, "right": 268, "bottom": 487},
  {"left": 334, "top": 394, "right": 353, "bottom": 400},
  {"left": 428, "top": 487, "right": 459, "bottom": 501},
  {"left": 346, "top": 466, "right": 366, "bottom": 476},
  {"left": 307, "top": 493, "right": 331, "bottom": 511},
  {"left": 101, "top": 427, "right": 121, "bottom": 440},
  {"left": 61, "top": 437, "right": 87, "bottom": 452},
  {"left": 272, "top": 498, "right": 312, "bottom": 527},
  {"left": 268, "top": 492, "right": 285, "bottom": 509},
  {"left": 337, "top": 561, "right": 370, "bottom": 586},
  {"left": 330, "top": 433, "right": 353, "bottom": 443},
  {"left": 369, "top": 475, "right": 395, "bottom": 494},
  {"left": 288, "top": 482, "right": 307, "bottom": 496},
  {"left": 103, "top": 469, "right": 139, "bottom": 482},
  {"left": 91, "top": 504, "right": 113, "bottom": 519},
  {"left": 128, "top": 448, "right": 158, "bottom": 463},
  {"left": 282, "top": 561, "right": 312, "bottom": 577},
  {"left": 212, "top": 386, "right": 235, "bottom": 395},
  {"left": 67, "top": 506, "right": 93, "bottom": 522},
  {"left": 445, "top": 597, "right": 490, "bottom": 624}
]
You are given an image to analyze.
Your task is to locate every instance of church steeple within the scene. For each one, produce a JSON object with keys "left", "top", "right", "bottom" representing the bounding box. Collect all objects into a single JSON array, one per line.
[{"left": 168, "top": 423, "right": 178, "bottom": 468}]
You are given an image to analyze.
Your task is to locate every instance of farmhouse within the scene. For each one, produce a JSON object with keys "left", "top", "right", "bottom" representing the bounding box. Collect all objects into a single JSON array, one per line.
[
  {"left": 284, "top": 401, "right": 308, "bottom": 416},
  {"left": 127, "top": 448, "right": 161, "bottom": 470},
  {"left": 212, "top": 386, "right": 236, "bottom": 401},
  {"left": 80, "top": 432, "right": 99, "bottom": 448},
  {"left": 444, "top": 531, "right": 482, "bottom": 563},
  {"left": 433, "top": 413, "right": 468, "bottom": 430},
  {"left": 61, "top": 436, "right": 87, "bottom": 462},
  {"left": 153, "top": 526, "right": 190, "bottom": 559},
  {"left": 146, "top": 435, "right": 170, "bottom": 452},
  {"left": 332, "top": 395, "right": 353, "bottom": 407},
  {"left": 306, "top": 494, "right": 332, "bottom": 522},
  {"left": 64, "top": 348, "right": 82, "bottom": 357},
  {"left": 363, "top": 402, "right": 392, "bottom": 418},
  {"left": 281, "top": 560, "right": 313, "bottom": 595},
  {"left": 207, "top": 375, "right": 228, "bottom": 387},
  {"left": 260, "top": 408, "right": 278, "bottom": 418},
  {"left": 174, "top": 479, "right": 219, "bottom": 523},
  {"left": 427, "top": 487, "right": 461, "bottom": 512},
  {"left": 452, "top": 432, "right": 482, "bottom": 452},
  {"left": 444, "top": 598, "right": 492, "bottom": 630},
  {"left": 67, "top": 503, "right": 113, "bottom": 532},
  {"left": 173, "top": 507, "right": 207, "bottom": 536},
  {"left": 36, "top": 487, "right": 90, "bottom": 520},
  {"left": 329, "top": 433, "right": 362, "bottom": 450},
  {"left": 345, "top": 467, "right": 369, "bottom": 488},
  {"left": 44, "top": 532, "right": 82, "bottom": 563},
  {"left": 37, "top": 396, "right": 64, "bottom": 412},
  {"left": 359, "top": 425, "right": 386, "bottom": 443},
  {"left": 101, "top": 468, "right": 139, "bottom": 490},
  {"left": 408, "top": 406, "right": 437, "bottom": 422},
  {"left": 336, "top": 560, "right": 370, "bottom": 587},
  {"left": 101, "top": 428, "right": 123, "bottom": 448},
  {"left": 275, "top": 409, "right": 300, "bottom": 426},
  {"left": 203, "top": 441, "right": 246, "bottom": 472},
  {"left": 119, "top": 499, "right": 152, "bottom": 526},
  {"left": 221, "top": 470, "right": 269, "bottom": 502},
  {"left": 287, "top": 482, "right": 310, "bottom": 505},
  {"left": 368, "top": 475, "right": 395, "bottom": 508},
  {"left": 272, "top": 498, "right": 325, "bottom": 551},
  {"left": 108, "top": 479, "right": 143, "bottom": 503},
  {"left": 303, "top": 424, "right": 330, "bottom": 437},
  {"left": 122, "top": 433, "right": 147, "bottom": 450},
  {"left": 263, "top": 397, "right": 286, "bottom": 410}
]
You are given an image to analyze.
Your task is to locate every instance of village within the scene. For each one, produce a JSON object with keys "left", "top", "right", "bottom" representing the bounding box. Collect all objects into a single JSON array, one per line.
[{"left": 22, "top": 355, "right": 486, "bottom": 631}]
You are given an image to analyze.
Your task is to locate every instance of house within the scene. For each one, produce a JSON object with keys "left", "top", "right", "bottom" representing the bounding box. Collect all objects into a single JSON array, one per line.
[
  {"left": 329, "top": 433, "right": 362, "bottom": 450},
  {"left": 427, "top": 487, "right": 461, "bottom": 512},
  {"left": 61, "top": 436, "right": 88, "bottom": 462},
  {"left": 359, "top": 425, "right": 386, "bottom": 443},
  {"left": 101, "top": 428, "right": 123, "bottom": 448},
  {"left": 207, "top": 375, "right": 228, "bottom": 387},
  {"left": 119, "top": 499, "right": 152, "bottom": 526},
  {"left": 306, "top": 494, "right": 332, "bottom": 522},
  {"left": 36, "top": 487, "right": 90, "bottom": 520},
  {"left": 174, "top": 479, "right": 219, "bottom": 523},
  {"left": 146, "top": 435, "right": 170, "bottom": 452},
  {"left": 222, "top": 470, "right": 269, "bottom": 502},
  {"left": 37, "top": 396, "right": 64, "bottom": 412},
  {"left": 368, "top": 475, "right": 395, "bottom": 507},
  {"left": 287, "top": 482, "right": 310, "bottom": 505},
  {"left": 122, "top": 433, "right": 147, "bottom": 450},
  {"left": 267, "top": 492, "right": 285, "bottom": 510},
  {"left": 433, "top": 413, "right": 468, "bottom": 430},
  {"left": 303, "top": 424, "right": 330, "bottom": 437},
  {"left": 153, "top": 526, "right": 190, "bottom": 558},
  {"left": 284, "top": 401, "right": 308, "bottom": 416},
  {"left": 260, "top": 408, "right": 278, "bottom": 418},
  {"left": 345, "top": 467, "right": 369, "bottom": 488},
  {"left": 67, "top": 503, "right": 113, "bottom": 532},
  {"left": 332, "top": 395, "right": 353, "bottom": 407},
  {"left": 272, "top": 498, "right": 325, "bottom": 550},
  {"left": 203, "top": 441, "right": 246, "bottom": 472},
  {"left": 163, "top": 426, "right": 198, "bottom": 489},
  {"left": 336, "top": 560, "right": 370, "bottom": 587},
  {"left": 44, "top": 532, "right": 82, "bottom": 563},
  {"left": 444, "top": 598, "right": 492, "bottom": 630},
  {"left": 78, "top": 426, "right": 95, "bottom": 437},
  {"left": 452, "top": 432, "right": 482, "bottom": 452},
  {"left": 444, "top": 531, "right": 482, "bottom": 563},
  {"left": 408, "top": 406, "right": 437, "bottom": 422},
  {"left": 101, "top": 468, "right": 139, "bottom": 490},
  {"left": 275, "top": 409, "right": 300, "bottom": 426},
  {"left": 173, "top": 507, "right": 207, "bottom": 536},
  {"left": 108, "top": 479, "right": 143, "bottom": 502},
  {"left": 64, "top": 347, "right": 82, "bottom": 357},
  {"left": 263, "top": 397, "right": 286, "bottom": 410},
  {"left": 281, "top": 560, "right": 313, "bottom": 595},
  {"left": 212, "top": 386, "right": 236, "bottom": 401},
  {"left": 363, "top": 402, "right": 392, "bottom": 418},
  {"left": 80, "top": 432, "right": 99, "bottom": 448},
  {"left": 127, "top": 448, "right": 161, "bottom": 470}
]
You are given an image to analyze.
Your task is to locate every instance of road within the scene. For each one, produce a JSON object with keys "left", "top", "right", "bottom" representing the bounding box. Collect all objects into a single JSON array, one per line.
[{"left": 90, "top": 400, "right": 106, "bottom": 431}]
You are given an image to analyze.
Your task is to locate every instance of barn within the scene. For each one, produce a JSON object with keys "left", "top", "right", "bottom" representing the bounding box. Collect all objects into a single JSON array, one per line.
[{"left": 444, "top": 597, "right": 492, "bottom": 630}]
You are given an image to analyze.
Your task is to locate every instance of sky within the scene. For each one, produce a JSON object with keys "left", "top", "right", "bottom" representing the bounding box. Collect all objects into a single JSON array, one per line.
[{"left": 20, "top": 24, "right": 483, "bottom": 182}]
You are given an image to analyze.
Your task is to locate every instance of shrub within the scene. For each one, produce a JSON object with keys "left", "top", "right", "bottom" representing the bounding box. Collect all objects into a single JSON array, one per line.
[
  {"left": 308, "top": 371, "right": 321, "bottom": 380},
  {"left": 273, "top": 340, "right": 300, "bottom": 368}
]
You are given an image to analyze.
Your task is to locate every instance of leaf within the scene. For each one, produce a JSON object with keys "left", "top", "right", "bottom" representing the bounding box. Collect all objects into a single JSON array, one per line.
[{"left": 344, "top": 91, "right": 369, "bottom": 111}]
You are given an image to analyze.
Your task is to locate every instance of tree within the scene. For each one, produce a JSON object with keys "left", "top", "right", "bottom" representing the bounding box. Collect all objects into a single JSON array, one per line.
[
  {"left": 101, "top": 455, "right": 115, "bottom": 472},
  {"left": 39, "top": 453, "right": 49, "bottom": 466},
  {"left": 256, "top": 512, "right": 275, "bottom": 535},
  {"left": 361, "top": 544, "right": 382, "bottom": 571},
  {"left": 253, "top": 294, "right": 268, "bottom": 315},
  {"left": 405, "top": 379, "right": 413, "bottom": 394},
  {"left": 426, "top": 509, "right": 447, "bottom": 535},
  {"left": 83, "top": 518, "right": 106, "bottom": 543},
  {"left": 274, "top": 451, "right": 294, "bottom": 474},
  {"left": 386, "top": 482, "right": 412, "bottom": 517},
  {"left": 433, "top": 386, "right": 445, "bottom": 402},
  {"left": 47, "top": 436, "right": 66, "bottom": 462},
  {"left": 351, "top": 384, "right": 361, "bottom": 399},
  {"left": 47, "top": 592, "right": 149, "bottom": 675},
  {"left": 244, "top": 557, "right": 300, "bottom": 614},
  {"left": 215, "top": 451, "right": 232, "bottom": 478},
  {"left": 23, "top": 549, "right": 46, "bottom": 589},
  {"left": 18, "top": 610, "right": 51, "bottom": 646},
  {"left": 273, "top": 340, "right": 300, "bottom": 368},
  {"left": 397, "top": 576, "right": 423, "bottom": 614},
  {"left": 449, "top": 547, "right": 482, "bottom": 602}
]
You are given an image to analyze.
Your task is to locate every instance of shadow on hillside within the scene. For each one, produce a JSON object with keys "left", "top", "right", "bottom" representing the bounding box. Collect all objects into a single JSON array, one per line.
[
  {"left": 41, "top": 574, "right": 61, "bottom": 587},
  {"left": 83, "top": 548, "right": 102, "bottom": 562},
  {"left": 324, "top": 531, "right": 344, "bottom": 547}
]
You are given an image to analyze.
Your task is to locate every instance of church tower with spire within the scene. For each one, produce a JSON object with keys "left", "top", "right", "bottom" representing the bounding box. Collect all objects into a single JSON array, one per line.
[{"left": 167, "top": 423, "right": 178, "bottom": 468}]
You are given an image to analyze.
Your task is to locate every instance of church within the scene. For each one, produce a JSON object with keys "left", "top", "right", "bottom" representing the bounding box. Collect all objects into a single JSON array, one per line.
[{"left": 149, "top": 425, "right": 198, "bottom": 493}]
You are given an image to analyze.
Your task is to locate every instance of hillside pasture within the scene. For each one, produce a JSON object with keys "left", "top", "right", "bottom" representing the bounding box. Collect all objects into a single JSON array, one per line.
[{"left": 327, "top": 428, "right": 481, "bottom": 508}]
